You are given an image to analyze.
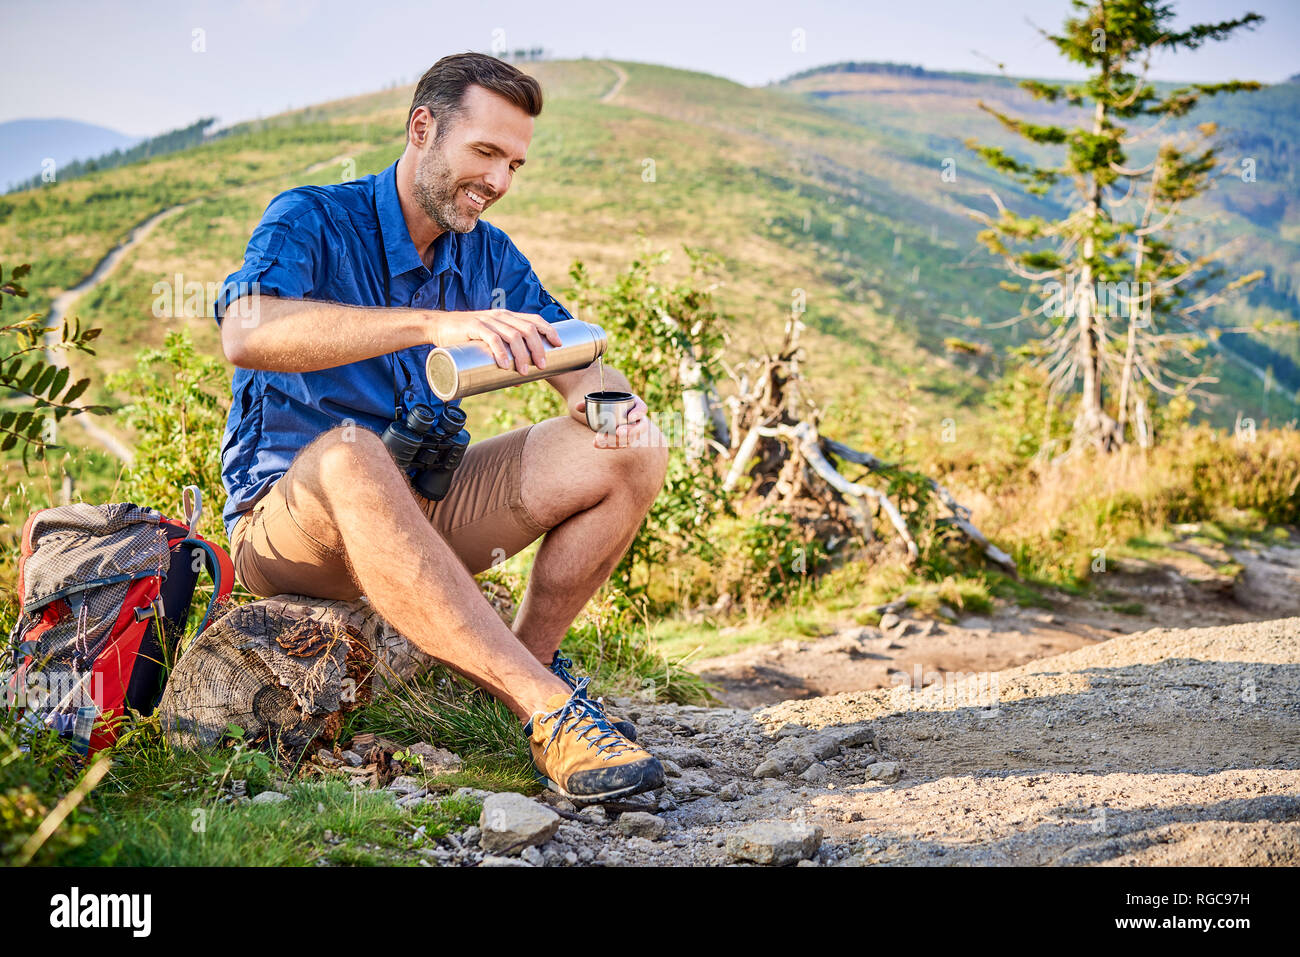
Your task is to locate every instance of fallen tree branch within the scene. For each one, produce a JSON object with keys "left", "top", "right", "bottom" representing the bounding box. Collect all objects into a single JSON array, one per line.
[
  {"left": 758, "top": 421, "right": 917, "bottom": 562},
  {"left": 825, "top": 438, "right": 1017, "bottom": 574}
]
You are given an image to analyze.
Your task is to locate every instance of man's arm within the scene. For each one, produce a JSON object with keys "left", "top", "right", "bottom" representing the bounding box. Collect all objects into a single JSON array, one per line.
[{"left": 221, "top": 294, "right": 561, "bottom": 373}]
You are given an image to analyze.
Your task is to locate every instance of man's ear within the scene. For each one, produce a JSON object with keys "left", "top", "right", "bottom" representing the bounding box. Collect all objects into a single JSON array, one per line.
[{"left": 409, "top": 106, "right": 437, "bottom": 148}]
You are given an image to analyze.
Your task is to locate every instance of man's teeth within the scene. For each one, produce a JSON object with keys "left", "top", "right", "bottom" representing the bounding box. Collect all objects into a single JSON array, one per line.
[{"left": 465, "top": 188, "right": 487, "bottom": 208}]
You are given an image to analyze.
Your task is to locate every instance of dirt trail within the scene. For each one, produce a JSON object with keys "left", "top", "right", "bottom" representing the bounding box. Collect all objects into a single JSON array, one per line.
[
  {"left": 43, "top": 203, "right": 190, "bottom": 464},
  {"left": 690, "top": 533, "right": 1300, "bottom": 709},
  {"left": 410, "top": 539, "right": 1300, "bottom": 866},
  {"left": 600, "top": 61, "right": 628, "bottom": 103},
  {"left": 589, "top": 614, "right": 1300, "bottom": 866}
]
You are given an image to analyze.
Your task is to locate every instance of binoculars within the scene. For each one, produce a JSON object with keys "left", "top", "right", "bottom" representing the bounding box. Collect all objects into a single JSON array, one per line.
[{"left": 380, "top": 403, "right": 468, "bottom": 502}]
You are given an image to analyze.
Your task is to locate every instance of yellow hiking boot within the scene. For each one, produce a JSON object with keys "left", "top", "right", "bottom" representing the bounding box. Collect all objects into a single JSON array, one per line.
[
  {"left": 525, "top": 680, "right": 664, "bottom": 802},
  {"left": 548, "top": 650, "right": 638, "bottom": 741}
]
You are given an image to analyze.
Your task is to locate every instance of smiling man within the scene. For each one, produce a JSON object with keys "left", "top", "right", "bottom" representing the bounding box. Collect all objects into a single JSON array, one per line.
[{"left": 215, "top": 52, "right": 667, "bottom": 801}]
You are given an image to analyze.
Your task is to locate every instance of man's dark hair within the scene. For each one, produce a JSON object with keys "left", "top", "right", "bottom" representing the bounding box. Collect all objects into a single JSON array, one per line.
[{"left": 408, "top": 52, "right": 544, "bottom": 144}]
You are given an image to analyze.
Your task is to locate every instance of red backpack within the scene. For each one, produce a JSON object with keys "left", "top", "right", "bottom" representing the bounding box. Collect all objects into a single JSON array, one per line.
[{"left": 6, "top": 486, "right": 233, "bottom": 755}]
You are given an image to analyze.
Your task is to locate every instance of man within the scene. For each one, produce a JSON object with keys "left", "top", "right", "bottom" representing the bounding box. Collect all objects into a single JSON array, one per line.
[{"left": 215, "top": 52, "right": 667, "bottom": 801}]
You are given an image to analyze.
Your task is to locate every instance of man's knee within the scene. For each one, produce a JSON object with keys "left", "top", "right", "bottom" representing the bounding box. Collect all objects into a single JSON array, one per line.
[
  {"left": 313, "top": 425, "right": 391, "bottom": 488},
  {"left": 614, "top": 424, "right": 670, "bottom": 498}
]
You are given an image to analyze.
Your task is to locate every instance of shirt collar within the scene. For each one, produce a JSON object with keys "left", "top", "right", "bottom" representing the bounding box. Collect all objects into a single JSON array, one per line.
[{"left": 375, "top": 160, "right": 461, "bottom": 279}]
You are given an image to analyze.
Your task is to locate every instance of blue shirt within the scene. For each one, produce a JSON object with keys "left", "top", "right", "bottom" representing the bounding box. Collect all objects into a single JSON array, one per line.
[{"left": 214, "top": 160, "right": 576, "bottom": 541}]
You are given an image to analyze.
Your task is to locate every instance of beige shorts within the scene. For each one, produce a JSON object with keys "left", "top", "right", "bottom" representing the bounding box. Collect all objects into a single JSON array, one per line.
[{"left": 228, "top": 423, "right": 550, "bottom": 600}]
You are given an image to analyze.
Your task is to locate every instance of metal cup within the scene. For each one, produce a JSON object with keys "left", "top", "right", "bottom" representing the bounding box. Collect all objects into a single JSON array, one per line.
[{"left": 584, "top": 390, "right": 636, "bottom": 434}]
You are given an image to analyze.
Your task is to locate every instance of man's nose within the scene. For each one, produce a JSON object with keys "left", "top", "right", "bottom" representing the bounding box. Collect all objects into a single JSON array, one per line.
[{"left": 483, "top": 163, "right": 510, "bottom": 198}]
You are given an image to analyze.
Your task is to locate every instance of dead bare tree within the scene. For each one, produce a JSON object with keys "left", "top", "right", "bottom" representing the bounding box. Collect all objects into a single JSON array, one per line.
[{"left": 703, "top": 311, "right": 1015, "bottom": 574}]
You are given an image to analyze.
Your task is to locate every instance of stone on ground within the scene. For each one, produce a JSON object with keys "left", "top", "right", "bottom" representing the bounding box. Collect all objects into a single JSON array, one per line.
[
  {"left": 478, "top": 792, "right": 561, "bottom": 854},
  {"left": 725, "top": 820, "right": 824, "bottom": 865}
]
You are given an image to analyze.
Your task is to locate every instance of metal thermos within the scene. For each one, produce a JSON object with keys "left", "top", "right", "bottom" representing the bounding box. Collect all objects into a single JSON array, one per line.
[{"left": 425, "top": 318, "right": 607, "bottom": 401}]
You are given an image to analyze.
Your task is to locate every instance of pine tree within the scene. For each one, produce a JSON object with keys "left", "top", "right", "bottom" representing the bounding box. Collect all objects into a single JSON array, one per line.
[{"left": 967, "top": 0, "right": 1265, "bottom": 451}]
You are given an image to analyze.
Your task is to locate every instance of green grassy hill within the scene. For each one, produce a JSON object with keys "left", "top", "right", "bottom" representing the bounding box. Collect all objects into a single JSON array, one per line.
[{"left": 1, "top": 57, "right": 1296, "bottom": 526}]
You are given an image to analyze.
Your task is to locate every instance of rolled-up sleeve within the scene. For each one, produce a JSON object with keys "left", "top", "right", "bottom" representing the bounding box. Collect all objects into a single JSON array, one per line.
[
  {"left": 495, "top": 238, "right": 576, "bottom": 325},
  {"left": 214, "top": 192, "right": 324, "bottom": 325}
]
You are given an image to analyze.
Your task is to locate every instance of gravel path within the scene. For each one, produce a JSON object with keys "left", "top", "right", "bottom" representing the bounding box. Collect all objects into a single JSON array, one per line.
[{"left": 445, "top": 615, "right": 1300, "bottom": 866}]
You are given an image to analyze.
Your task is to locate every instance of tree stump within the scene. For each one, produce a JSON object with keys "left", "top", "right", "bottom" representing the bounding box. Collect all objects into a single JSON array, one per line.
[{"left": 157, "top": 595, "right": 439, "bottom": 756}]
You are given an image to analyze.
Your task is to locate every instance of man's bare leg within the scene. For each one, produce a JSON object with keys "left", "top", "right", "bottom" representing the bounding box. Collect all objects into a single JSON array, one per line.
[
  {"left": 283, "top": 426, "right": 572, "bottom": 720},
  {"left": 511, "top": 415, "right": 670, "bottom": 663}
]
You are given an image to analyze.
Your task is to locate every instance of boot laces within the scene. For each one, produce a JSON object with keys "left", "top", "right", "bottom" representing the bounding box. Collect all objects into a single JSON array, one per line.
[{"left": 541, "top": 678, "right": 635, "bottom": 762}]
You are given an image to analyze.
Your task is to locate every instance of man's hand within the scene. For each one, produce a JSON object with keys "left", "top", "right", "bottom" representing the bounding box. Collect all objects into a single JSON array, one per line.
[
  {"left": 435, "top": 310, "right": 562, "bottom": 375},
  {"left": 574, "top": 393, "right": 661, "bottom": 449}
]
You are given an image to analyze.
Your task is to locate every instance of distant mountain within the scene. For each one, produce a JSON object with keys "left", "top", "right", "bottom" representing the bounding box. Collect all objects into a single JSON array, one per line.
[{"left": 0, "top": 118, "right": 140, "bottom": 192}]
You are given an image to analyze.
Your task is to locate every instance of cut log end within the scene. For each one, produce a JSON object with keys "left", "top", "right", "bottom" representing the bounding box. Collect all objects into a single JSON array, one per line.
[{"left": 158, "top": 595, "right": 437, "bottom": 757}]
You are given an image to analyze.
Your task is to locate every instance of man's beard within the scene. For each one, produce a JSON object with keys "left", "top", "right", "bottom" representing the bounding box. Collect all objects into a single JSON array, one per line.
[{"left": 412, "top": 142, "right": 492, "bottom": 233}]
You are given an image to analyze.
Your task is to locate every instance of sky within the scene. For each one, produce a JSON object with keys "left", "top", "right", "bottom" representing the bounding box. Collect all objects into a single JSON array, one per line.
[{"left": 1, "top": 0, "right": 1295, "bottom": 138}]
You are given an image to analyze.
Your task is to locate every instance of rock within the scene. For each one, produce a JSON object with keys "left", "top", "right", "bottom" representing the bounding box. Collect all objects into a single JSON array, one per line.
[
  {"left": 725, "top": 821, "right": 824, "bottom": 866},
  {"left": 626, "top": 836, "right": 658, "bottom": 855},
  {"left": 879, "top": 612, "right": 901, "bottom": 632},
  {"left": 796, "top": 858, "right": 820, "bottom": 867},
  {"left": 315, "top": 749, "right": 342, "bottom": 768},
  {"left": 660, "top": 759, "right": 684, "bottom": 778},
  {"left": 480, "top": 854, "right": 532, "bottom": 867},
  {"left": 452, "top": 787, "right": 493, "bottom": 803},
  {"left": 579, "top": 805, "right": 608, "bottom": 825},
  {"left": 772, "top": 723, "right": 808, "bottom": 741},
  {"left": 716, "top": 781, "right": 743, "bottom": 802},
  {"left": 826, "top": 633, "right": 868, "bottom": 656},
  {"left": 461, "top": 826, "right": 481, "bottom": 845},
  {"left": 805, "top": 734, "right": 841, "bottom": 761},
  {"left": 1232, "top": 548, "right": 1300, "bottom": 616},
  {"left": 656, "top": 745, "right": 710, "bottom": 767},
  {"left": 520, "top": 846, "right": 545, "bottom": 867},
  {"left": 409, "top": 743, "right": 463, "bottom": 774},
  {"left": 340, "top": 749, "right": 365, "bottom": 767},
  {"left": 541, "top": 846, "right": 565, "bottom": 867},
  {"left": 564, "top": 850, "right": 579, "bottom": 866},
  {"left": 536, "top": 791, "right": 576, "bottom": 812},
  {"left": 387, "top": 775, "right": 421, "bottom": 795},
  {"left": 677, "top": 769, "right": 714, "bottom": 795},
  {"left": 826, "top": 723, "right": 875, "bottom": 749},
  {"left": 960, "top": 616, "right": 992, "bottom": 631},
  {"left": 478, "top": 792, "right": 561, "bottom": 854},
  {"left": 251, "top": 790, "right": 289, "bottom": 805},
  {"left": 799, "top": 763, "right": 829, "bottom": 784},
  {"left": 866, "top": 761, "right": 903, "bottom": 784},
  {"left": 753, "top": 744, "right": 814, "bottom": 778},
  {"left": 617, "top": 811, "right": 667, "bottom": 840}
]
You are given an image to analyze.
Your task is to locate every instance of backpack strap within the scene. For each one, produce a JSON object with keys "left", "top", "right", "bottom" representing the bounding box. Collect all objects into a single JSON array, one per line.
[
  {"left": 178, "top": 537, "right": 234, "bottom": 632},
  {"left": 182, "top": 485, "right": 203, "bottom": 537}
]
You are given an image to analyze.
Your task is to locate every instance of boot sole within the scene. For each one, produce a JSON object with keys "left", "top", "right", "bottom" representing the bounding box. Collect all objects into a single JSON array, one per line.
[{"left": 534, "top": 767, "right": 660, "bottom": 804}]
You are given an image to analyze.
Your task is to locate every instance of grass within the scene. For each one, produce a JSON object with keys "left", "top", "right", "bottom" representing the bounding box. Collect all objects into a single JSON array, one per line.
[
  {"left": 1107, "top": 602, "right": 1147, "bottom": 616},
  {"left": 0, "top": 549, "right": 714, "bottom": 866},
  {"left": 70, "top": 778, "right": 481, "bottom": 867}
]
